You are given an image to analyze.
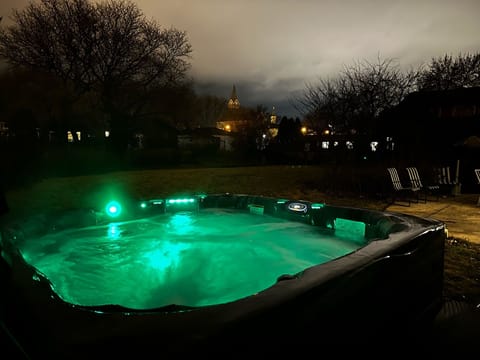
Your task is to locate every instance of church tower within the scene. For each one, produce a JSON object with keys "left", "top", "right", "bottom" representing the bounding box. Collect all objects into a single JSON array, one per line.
[
  {"left": 216, "top": 84, "right": 249, "bottom": 132},
  {"left": 227, "top": 85, "right": 240, "bottom": 110}
]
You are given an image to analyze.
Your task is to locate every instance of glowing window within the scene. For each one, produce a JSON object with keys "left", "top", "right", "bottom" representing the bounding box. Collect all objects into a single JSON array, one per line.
[
  {"left": 67, "top": 131, "right": 74, "bottom": 143},
  {"left": 76, "top": 131, "right": 81, "bottom": 141},
  {"left": 370, "top": 141, "right": 378, "bottom": 152},
  {"left": 346, "top": 141, "right": 354, "bottom": 149},
  {"left": 105, "top": 131, "right": 110, "bottom": 138},
  {"left": 386, "top": 137, "right": 395, "bottom": 151},
  {"left": 321, "top": 141, "right": 329, "bottom": 149}
]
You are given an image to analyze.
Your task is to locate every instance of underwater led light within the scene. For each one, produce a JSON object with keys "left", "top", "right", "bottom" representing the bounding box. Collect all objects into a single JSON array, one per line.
[
  {"left": 139, "top": 199, "right": 165, "bottom": 214},
  {"left": 105, "top": 201, "right": 122, "bottom": 218},
  {"left": 167, "top": 198, "right": 196, "bottom": 204},
  {"left": 165, "top": 197, "right": 199, "bottom": 213},
  {"left": 139, "top": 199, "right": 164, "bottom": 208}
]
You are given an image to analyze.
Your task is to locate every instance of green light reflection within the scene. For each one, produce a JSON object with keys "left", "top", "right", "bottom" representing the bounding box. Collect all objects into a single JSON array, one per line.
[
  {"left": 144, "top": 241, "right": 190, "bottom": 274},
  {"left": 18, "top": 210, "right": 366, "bottom": 309},
  {"left": 107, "top": 223, "right": 121, "bottom": 240}
]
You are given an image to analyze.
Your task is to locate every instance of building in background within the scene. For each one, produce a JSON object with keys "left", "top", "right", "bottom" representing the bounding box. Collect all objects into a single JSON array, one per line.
[{"left": 216, "top": 85, "right": 253, "bottom": 133}]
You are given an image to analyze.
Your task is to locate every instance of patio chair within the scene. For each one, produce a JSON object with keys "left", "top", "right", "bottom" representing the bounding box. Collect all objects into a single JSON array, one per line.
[
  {"left": 406, "top": 167, "right": 440, "bottom": 202},
  {"left": 475, "top": 169, "right": 480, "bottom": 206},
  {"left": 433, "top": 166, "right": 457, "bottom": 195},
  {"left": 387, "top": 167, "right": 418, "bottom": 206}
]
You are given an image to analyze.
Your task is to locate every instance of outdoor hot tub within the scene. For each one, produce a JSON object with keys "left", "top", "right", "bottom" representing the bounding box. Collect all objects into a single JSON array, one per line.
[{"left": 0, "top": 193, "right": 446, "bottom": 357}]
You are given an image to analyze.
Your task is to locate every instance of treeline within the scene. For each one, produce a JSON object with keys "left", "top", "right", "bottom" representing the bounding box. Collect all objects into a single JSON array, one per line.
[
  {"left": 295, "top": 53, "right": 480, "bottom": 138},
  {"left": 0, "top": 0, "right": 479, "bottom": 187}
]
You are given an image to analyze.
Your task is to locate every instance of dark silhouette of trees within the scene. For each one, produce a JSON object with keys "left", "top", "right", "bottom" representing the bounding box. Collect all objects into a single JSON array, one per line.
[
  {"left": 0, "top": 69, "right": 101, "bottom": 145},
  {"left": 0, "top": 0, "right": 192, "bottom": 151},
  {"left": 195, "top": 95, "right": 227, "bottom": 128},
  {"left": 142, "top": 80, "right": 197, "bottom": 132},
  {"left": 243, "top": 104, "right": 270, "bottom": 153},
  {"left": 277, "top": 116, "right": 302, "bottom": 144},
  {"left": 418, "top": 52, "right": 480, "bottom": 90},
  {"left": 295, "top": 56, "right": 419, "bottom": 137}
]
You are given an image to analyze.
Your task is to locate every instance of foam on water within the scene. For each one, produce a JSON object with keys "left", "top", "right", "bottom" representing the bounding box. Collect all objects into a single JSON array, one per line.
[{"left": 18, "top": 208, "right": 364, "bottom": 309}]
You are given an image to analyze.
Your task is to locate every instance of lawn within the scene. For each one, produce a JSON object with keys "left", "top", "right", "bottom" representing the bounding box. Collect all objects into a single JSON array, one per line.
[{"left": 3, "top": 165, "right": 479, "bottom": 304}]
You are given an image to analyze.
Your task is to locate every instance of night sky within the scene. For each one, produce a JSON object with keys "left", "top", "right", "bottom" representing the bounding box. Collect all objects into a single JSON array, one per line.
[{"left": 1, "top": 0, "right": 480, "bottom": 117}]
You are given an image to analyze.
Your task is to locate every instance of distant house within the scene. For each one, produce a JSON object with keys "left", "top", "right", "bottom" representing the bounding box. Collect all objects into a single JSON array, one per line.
[
  {"left": 216, "top": 85, "right": 255, "bottom": 133},
  {"left": 378, "top": 87, "right": 480, "bottom": 161},
  {"left": 178, "top": 127, "right": 235, "bottom": 151},
  {"left": 130, "top": 117, "right": 178, "bottom": 149}
]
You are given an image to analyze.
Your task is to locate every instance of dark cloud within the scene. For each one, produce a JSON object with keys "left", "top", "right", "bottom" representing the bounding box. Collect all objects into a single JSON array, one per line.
[
  {"left": 2, "top": 0, "right": 480, "bottom": 117},
  {"left": 194, "top": 75, "right": 306, "bottom": 118}
]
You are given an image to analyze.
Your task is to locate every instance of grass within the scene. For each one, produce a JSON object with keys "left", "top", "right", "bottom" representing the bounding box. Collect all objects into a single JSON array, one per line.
[
  {"left": 3, "top": 165, "right": 480, "bottom": 304},
  {"left": 443, "top": 238, "right": 480, "bottom": 303}
]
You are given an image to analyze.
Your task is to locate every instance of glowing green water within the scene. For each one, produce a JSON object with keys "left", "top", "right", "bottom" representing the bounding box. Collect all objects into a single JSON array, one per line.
[{"left": 18, "top": 209, "right": 365, "bottom": 309}]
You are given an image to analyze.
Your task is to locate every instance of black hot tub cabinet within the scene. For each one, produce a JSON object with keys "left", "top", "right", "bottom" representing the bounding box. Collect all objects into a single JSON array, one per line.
[{"left": 0, "top": 193, "right": 446, "bottom": 357}]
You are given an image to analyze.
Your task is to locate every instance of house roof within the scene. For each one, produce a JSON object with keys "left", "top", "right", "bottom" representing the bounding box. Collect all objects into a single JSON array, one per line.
[
  {"left": 379, "top": 86, "right": 480, "bottom": 123},
  {"left": 402, "top": 86, "right": 480, "bottom": 107}
]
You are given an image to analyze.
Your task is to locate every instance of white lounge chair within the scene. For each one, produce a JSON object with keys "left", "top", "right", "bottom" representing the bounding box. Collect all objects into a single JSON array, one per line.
[
  {"left": 433, "top": 166, "right": 458, "bottom": 195},
  {"left": 406, "top": 167, "right": 440, "bottom": 202},
  {"left": 387, "top": 167, "right": 419, "bottom": 206}
]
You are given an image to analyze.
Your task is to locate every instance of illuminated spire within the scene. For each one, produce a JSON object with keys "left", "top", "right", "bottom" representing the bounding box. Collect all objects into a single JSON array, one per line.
[
  {"left": 270, "top": 106, "right": 277, "bottom": 124},
  {"left": 227, "top": 84, "right": 240, "bottom": 109}
]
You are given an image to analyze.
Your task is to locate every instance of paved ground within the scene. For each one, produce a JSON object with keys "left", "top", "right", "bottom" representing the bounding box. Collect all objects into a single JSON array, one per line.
[
  {"left": 385, "top": 193, "right": 480, "bottom": 244},
  {"left": 383, "top": 193, "right": 480, "bottom": 355}
]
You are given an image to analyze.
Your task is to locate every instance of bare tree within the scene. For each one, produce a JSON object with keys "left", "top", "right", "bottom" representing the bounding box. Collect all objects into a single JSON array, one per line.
[
  {"left": 295, "top": 56, "right": 420, "bottom": 135},
  {"left": 296, "top": 78, "right": 344, "bottom": 134},
  {"left": 418, "top": 52, "right": 480, "bottom": 90},
  {"left": 0, "top": 0, "right": 192, "bottom": 150}
]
